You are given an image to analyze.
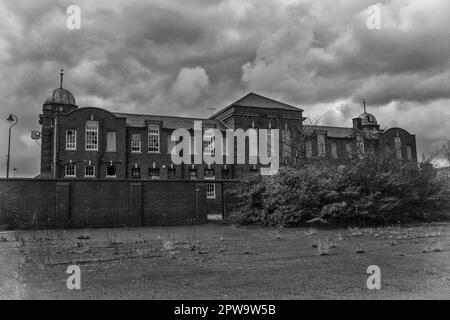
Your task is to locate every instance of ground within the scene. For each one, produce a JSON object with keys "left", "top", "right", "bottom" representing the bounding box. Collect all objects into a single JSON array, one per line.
[{"left": 0, "top": 223, "right": 449, "bottom": 299}]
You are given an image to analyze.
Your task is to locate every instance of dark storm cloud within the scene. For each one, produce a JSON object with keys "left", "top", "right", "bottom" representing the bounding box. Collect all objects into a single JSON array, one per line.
[{"left": 0, "top": 0, "right": 449, "bottom": 177}]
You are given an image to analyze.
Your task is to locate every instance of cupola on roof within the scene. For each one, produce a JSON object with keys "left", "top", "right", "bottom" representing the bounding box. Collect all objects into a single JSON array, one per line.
[{"left": 44, "top": 69, "right": 76, "bottom": 105}]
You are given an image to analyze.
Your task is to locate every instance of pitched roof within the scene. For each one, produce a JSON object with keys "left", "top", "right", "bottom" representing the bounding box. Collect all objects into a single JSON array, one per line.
[
  {"left": 303, "top": 125, "right": 355, "bottom": 138},
  {"left": 112, "top": 112, "right": 225, "bottom": 130},
  {"left": 210, "top": 92, "right": 303, "bottom": 119}
]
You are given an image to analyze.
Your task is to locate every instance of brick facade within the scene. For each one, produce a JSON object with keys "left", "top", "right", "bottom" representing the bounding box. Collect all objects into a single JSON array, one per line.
[{"left": 0, "top": 179, "right": 208, "bottom": 229}]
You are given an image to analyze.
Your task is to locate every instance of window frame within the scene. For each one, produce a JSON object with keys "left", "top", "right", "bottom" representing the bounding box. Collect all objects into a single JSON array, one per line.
[
  {"left": 106, "top": 131, "right": 117, "bottom": 152},
  {"left": 131, "top": 167, "right": 141, "bottom": 179},
  {"left": 65, "top": 130, "right": 77, "bottom": 150},
  {"left": 206, "top": 183, "right": 216, "bottom": 199},
  {"left": 189, "top": 168, "right": 197, "bottom": 180},
  {"left": 131, "top": 134, "right": 141, "bottom": 153},
  {"left": 85, "top": 165, "right": 95, "bottom": 178},
  {"left": 106, "top": 164, "right": 117, "bottom": 178},
  {"left": 148, "top": 125, "right": 160, "bottom": 153},
  {"left": 148, "top": 168, "right": 160, "bottom": 180},
  {"left": 203, "top": 129, "right": 215, "bottom": 156},
  {"left": 85, "top": 121, "right": 99, "bottom": 151},
  {"left": 65, "top": 164, "right": 76, "bottom": 178}
]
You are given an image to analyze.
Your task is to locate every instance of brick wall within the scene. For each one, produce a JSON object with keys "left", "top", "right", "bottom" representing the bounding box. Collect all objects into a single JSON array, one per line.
[{"left": 0, "top": 179, "right": 210, "bottom": 229}]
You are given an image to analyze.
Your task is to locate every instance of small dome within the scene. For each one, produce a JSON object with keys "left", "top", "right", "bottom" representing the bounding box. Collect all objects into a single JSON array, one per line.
[
  {"left": 357, "top": 112, "right": 377, "bottom": 125},
  {"left": 44, "top": 87, "right": 76, "bottom": 105}
]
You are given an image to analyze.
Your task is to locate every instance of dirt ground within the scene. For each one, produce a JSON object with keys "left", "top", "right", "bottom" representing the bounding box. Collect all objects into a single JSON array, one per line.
[{"left": 1, "top": 223, "right": 449, "bottom": 299}]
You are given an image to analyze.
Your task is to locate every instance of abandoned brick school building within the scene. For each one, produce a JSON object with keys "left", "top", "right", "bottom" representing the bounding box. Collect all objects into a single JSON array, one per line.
[{"left": 36, "top": 71, "right": 417, "bottom": 221}]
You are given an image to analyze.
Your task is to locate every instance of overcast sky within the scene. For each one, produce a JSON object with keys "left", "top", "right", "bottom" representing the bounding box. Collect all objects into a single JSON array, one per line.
[{"left": 0, "top": 0, "right": 449, "bottom": 177}]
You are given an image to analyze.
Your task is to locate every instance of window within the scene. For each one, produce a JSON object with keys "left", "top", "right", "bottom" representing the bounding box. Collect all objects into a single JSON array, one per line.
[
  {"left": 106, "top": 164, "right": 116, "bottom": 177},
  {"left": 131, "top": 167, "right": 141, "bottom": 179},
  {"left": 207, "top": 183, "right": 216, "bottom": 199},
  {"left": 305, "top": 140, "right": 312, "bottom": 158},
  {"left": 66, "top": 130, "right": 77, "bottom": 150},
  {"left": 189, "top": 168, "right": 197, "bottom": 180},
  {"left": 222, "top": 167, "right": 230, "bottom": 179},
  {"left": 148, "top": 168, "right": 160, "bottom": 180},
  {"left": 395, "top": 136, "right": 402, "bottom": 160},
  {"left": 204, "top": 168, "right": 215, "bottom": 179},
  {"left": 131, "top": 134, "right": 141, "bottom": 153},
  {"left": 86, "top": 121, "right": 99, "bottom": 151},
  {"left": 346, "top": 143, "right": 353, "bottom": 159},
  {"left": 317, "top": 133, "right": 326, "bottom": 157},
  {"left": 203, "top": 129, "right": 215, "bottom": 156},
  {"left": 331, "top": 142, "right": 338, "bottom": 159},
  {"left": 282, "top": 129, "right": 291, "bottom": 158},
  {"left": 406, "top": 145, "right": 412, "bottom": 160},
  {"left": 85, "top": 165, "right": 95, "bottom": 178},
  {"left": 168, "top": 167, "right": 176, "bottom": 179},
  {"left": 148, "top": 125, "right": 160, "bottom": 153},
  {"left": 65, "top": 164, "right": 76, "bottom": 177},
  {"left": 106, "top": 132, "right": 116, "bottom": 152},
  {"left": 365, "top": 115, "right": 374, "bottom": 123}
]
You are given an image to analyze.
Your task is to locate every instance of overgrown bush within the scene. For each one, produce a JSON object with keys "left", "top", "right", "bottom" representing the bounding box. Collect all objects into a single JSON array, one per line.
[{"left": 225, "top": 158, "right": 450, "bottom": 227}]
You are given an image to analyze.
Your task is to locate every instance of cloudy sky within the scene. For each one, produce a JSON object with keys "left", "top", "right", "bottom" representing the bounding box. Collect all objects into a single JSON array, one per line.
[{"left": 0, "top": 0, "right": 449, "bottom": 177}]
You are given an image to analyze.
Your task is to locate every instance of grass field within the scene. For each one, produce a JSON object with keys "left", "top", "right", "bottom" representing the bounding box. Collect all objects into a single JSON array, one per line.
[{"left": 1, "top": 223, "right": 449, "bottom": 299}]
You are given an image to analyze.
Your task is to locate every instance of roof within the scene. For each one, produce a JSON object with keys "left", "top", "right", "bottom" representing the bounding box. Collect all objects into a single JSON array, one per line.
[
  {"left": 303, "top": 125, "right": 355, "bottom": 138},
  {"left": 210, "top": 92, "right": 303, "bottom": 119},
  {"left": 112, "top": 112, "right": 225, "bottom": 130},
  {"left": 45, "top": 87, "right": 76, "bottom": 105}
]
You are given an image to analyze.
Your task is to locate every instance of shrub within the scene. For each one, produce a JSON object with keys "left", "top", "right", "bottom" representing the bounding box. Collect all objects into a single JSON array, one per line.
[{"left": 225, "top": 157, "right": 450, "bottom": 227}]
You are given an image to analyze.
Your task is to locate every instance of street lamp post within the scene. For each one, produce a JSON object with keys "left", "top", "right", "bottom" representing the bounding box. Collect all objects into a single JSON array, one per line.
[{"left": 6, "top": 114, "right": 18, "bottom": 179}]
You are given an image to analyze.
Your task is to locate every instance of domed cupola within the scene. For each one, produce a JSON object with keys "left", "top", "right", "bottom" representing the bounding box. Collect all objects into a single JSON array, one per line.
[
  {"left": 45, "top": 87, "right": 76, "bottom": 106},
  {"left": 42, "top": 69, "right": 78, "bottom": 114},
  {"left": 352, "top": 99, "right": 380, "bottom": 131},
  {"left": 356, "top": 112, "right": 377, "bottom": 126}
]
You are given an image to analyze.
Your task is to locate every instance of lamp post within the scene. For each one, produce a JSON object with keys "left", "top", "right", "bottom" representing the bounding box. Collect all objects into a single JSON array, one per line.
[{"left": 6, "top": 114, "right": 18, "bottom": 179}]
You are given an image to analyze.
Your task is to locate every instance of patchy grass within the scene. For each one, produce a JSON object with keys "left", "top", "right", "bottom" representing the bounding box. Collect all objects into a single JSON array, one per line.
[{"left": 8, "top": 223, "right": 450, "bottom": 299}]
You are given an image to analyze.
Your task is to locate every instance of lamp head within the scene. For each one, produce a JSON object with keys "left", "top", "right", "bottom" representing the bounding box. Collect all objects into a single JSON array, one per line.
[{"left": 6, "top": 114, "right": 15, "bottom": 122}]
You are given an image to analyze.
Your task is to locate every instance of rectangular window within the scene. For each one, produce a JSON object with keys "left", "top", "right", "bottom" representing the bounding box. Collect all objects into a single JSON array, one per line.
[
  {"left": 395, "top": 137, "right": 402, "bottom": 160},
  {"left": 282, "top": 130, "right": 291, "bottom": 158},
  {"left": 131, "top": 167, "right": 141, "bottom": 179},
  {"left": 66, "top": 130, "right": 77, "bottom": 150},
  {"left": 167, "top": 135, "right": 176, "bottom": 155},
  {"left": 203, "top": 129, "right": 215, "bottom": 156},
  {"left": 305, "top": 140, "right": 312, "bottom": 158},
  {"left": 204, "top": 168, "right": 215, "bottom": 179},
  {"left": 331, "top": 142, "right": 338, "bottom": 159},
  {"left": 148, "top": 168, "right": 160, "bottom": 180},
  {"left": 222, "top": 167, "right": 230, "bottom": 179},
  {"left": 207, "top": 183, "right": 216, "bottom": 199},
  {"left": 317, "top": 133, "right": 326, "bottom": 157},
  {"left": 85, "top": 165, "right": 95, "bottom": 178},
  {"left": 189, "top": 168, "right": 197, "bottom": 180},
  {"left": 168, "top": 167, "right": 176, "bottom": 179},
  {"left": 148, "top": 125, "right": 160, "bottom": 153},
  {"left": 406, "top": 145, "right": 412, "bottom": 160},
  {"left": 131, "top": 134, "right": 141, "bottom": 153},
  {"left": 106, "top": 131, "right": 116, "bottom": 152},
  {"left": 106, "top": 165, "right": 116, "bottom": 178},
  {"left": 346, "top": 143, "right": 353, "bottom": 159},
  {"left": 65, "top": 164, "right": 76, "bottom": 177},
  {"left": 86, "top": 121, "right": 99, "bottom": 151}
]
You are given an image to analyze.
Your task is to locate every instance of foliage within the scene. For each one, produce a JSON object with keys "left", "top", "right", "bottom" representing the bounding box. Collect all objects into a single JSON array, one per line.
[{"left": 225, "top": 157, "right": 450, "bottom": 227}]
